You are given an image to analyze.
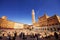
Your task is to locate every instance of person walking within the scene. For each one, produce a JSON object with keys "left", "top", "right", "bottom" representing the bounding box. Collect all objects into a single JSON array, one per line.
[{"left": 12, "top": 31, "right": 17, "bottom": 40}]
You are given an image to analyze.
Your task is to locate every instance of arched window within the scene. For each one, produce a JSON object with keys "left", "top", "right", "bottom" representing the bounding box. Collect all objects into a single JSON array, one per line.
[
  {"left": 53, "top": 27, "right": 56, "bottom": 31},
  {"left": 57, "top": 28, "right": 60, "bottom": 31},
  {"left": 55, "top": 23, "right": 58, "bottom": 25},
  {"left": 45, "top": 28, "right": 46, "bottom": 30},
  {"left": 50, "top": 28, "right": 53, "bottom": 31},
  {"left": 52, "top": 24, "right": 54, "bottom": 26},
  {"left": 47, "top": 28, "right": 49, "bottom": 31},
  {"left": 42, "top": 28, "right": 44, "bottom": 30}
]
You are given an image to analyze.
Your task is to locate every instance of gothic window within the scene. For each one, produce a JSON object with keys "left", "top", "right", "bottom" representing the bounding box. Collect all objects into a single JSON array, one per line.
[
  {"left": 47, "top": 28, "right": 49, "bottom": 31},
  {"left": 45, "top": 28, "right": 46, "bottom": 30},
  {"left": 53, "top": 27, "right": 56, "bottom": 31},
  {"left": 52, "top": 24, "right": 54, "bottom": 26},
  {"left": 50, "top": 28, "right": 52, "bottom": 31},
  {"left": 49, "top": 24, "right": 51, "bottom": 26},
  {"left": 55, "top": 23, "right": 58, "bottom": 25},
  {"left": 57, "top": 28, "right": 60, "bottom": 31},
  {"left": 42, "top": 28, "right": 44, "bottom": 30}
]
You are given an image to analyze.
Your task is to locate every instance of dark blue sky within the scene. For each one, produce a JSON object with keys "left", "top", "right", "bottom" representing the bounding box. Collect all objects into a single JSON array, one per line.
[{"left": 0, "top": 0, "right": 60, "bottom": 24}]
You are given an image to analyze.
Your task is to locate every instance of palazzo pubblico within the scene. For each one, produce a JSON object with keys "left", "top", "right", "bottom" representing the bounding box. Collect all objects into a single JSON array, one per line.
[{"left": 0, "top": 9, "right": 60, "bottom": 32}]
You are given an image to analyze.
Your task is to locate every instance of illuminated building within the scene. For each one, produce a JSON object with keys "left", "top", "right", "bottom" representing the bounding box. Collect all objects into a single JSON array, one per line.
[
  {"left": 32, "top": 9, "right": 60, "bottom": 31},
  {"left": 0, "top": 9, "right": 60, "bottom": 31},
  {"left": 0, "top": 16, "right": 28, "bottom": 29},
  {"left": 37, "top": 14, "right": 60, "bottom": 31},
  {"left": 32, "top": 9, "right": 36, "bottom": 26}
]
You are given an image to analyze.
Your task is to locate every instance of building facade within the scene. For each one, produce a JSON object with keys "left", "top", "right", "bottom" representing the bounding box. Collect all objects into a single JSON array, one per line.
[
  {"left": 32, "top": 9, "right": 60, "bottom": 31},
  {"left": 0, "top": 16, "right": 28, "bottom": 29},
  {"left": 0, "top": 9, "right": 60, "bottom": 31},
  {"left": 37, "top": 14, "right": 60, "bottom": 31}
]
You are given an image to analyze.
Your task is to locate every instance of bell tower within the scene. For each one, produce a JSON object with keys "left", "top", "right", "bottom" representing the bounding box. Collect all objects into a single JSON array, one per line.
[{"left": 32, "top": 9, "right": 35, "bottom": 25}]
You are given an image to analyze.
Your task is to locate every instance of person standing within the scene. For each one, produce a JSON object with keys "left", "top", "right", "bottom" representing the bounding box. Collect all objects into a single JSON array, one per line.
[
  {"left": 13, "top": 31, "right": 17, "bottom": 40},
  {"left": 54, "top": 32, "right": 59, "bottom": 40},
  {"left": 7, "top": 32, "right": 11, "bottom": 40},
  {"left": 14, "top": 31, "right": 17, "bottom": 37}
]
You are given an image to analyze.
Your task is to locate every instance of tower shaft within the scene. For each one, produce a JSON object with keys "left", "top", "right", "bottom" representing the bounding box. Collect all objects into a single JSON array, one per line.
[{"left": 32, "top": 9, "right": 35, "bottom": 25}]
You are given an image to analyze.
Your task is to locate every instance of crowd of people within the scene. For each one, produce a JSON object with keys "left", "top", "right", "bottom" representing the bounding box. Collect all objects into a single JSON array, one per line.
[{"left": 0, "top": 31, "right": 60, "bottom": 40}]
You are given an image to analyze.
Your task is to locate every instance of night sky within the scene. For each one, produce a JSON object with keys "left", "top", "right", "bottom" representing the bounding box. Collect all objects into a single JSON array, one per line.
[{"left": 0, "top": 0, "right": 60, "bottom": 24}]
